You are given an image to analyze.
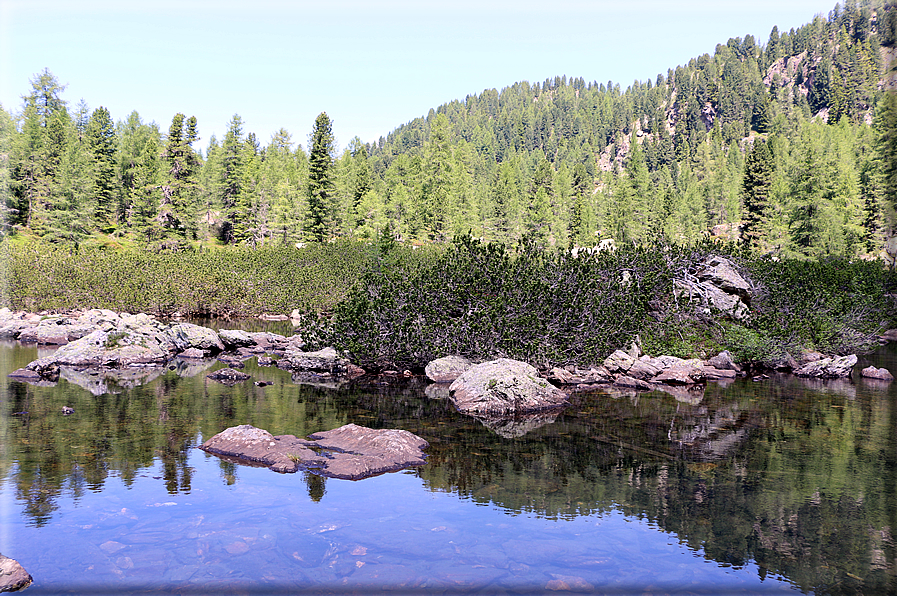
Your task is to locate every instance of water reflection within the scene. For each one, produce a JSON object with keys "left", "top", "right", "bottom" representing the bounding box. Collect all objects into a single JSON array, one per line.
[{"left": 1, "top": 339, "right": 895, "bottom": 593}]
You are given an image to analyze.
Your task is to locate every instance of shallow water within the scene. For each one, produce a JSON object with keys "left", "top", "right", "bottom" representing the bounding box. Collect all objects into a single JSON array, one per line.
[{"left": 1, "top": 336, "right": 895, "bottom": 595}]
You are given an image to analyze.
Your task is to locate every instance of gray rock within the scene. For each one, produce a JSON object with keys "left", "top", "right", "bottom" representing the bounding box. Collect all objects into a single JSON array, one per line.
[
  {"left": 163, "top": 323, "right": 225, "bottom": 353},
  {"left": 278, "top": 346, "right": 350, "bottom": 373},
  {"left": 626, "top": 359, "right": 661, "bottom": 380},
  {"left": 603, "top": 350, "right": 635, "bottom": 374},
  {"left": 705, "top": 351, "right": 741, "bottom": 372},
  {"left": 424, "top": 355, "right": 473, "bottom": 383},
  {"left": 793, "top": 354, "right": 857, "bottom": 379},
  {"left": 177, "top": 347, "right": 208, "bottom": 360},
  {"left": 651, "top": 362, "right": 706, "bottom": 385},
  {"left": 546, "top": 366, "right": 612, "bottom": 385},
  {"left": 218, "top": 329, "right": 254, "bottom": 348},
  {"left": 698, "top": 255, "right": 752, "bottom": 302},
  {"left": 307, "top": 423, "right": 429, "bottom": 479},
  {"left": 861, "top": 365, "right": 894, "bottom": 381},
  {"left": 448, "top": 358, "right": 569, "bottom": 415},
  {"left": 0, "top": 554, "right": 31, "bottom": 592},
  {"left": 200, "top": 423, "right": 428, "bottom": 479},
  {"left": 701, "top": 366, "right": 737, "bottom": 380}
]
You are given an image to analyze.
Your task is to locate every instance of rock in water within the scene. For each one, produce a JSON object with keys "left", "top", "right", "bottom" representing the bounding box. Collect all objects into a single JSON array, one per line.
[
  {"left": 861, "top": 365, "right": 894, "bottom": 381},
  {"left": 793, "top": 354, "right": 857, "bottom": 379},
  {"left": 0, "top": 553, "right": 32, "bottom": 592},
  {"left": 199, "top": 423, "right": 428, "bottom": 479},
  {"left": 424, "top": 355, "right": 473, "bottom": 383},
  {"left": 448, "top": 358, "right": 568, "bottom": 415},
  {"left": 206, "top": 368, "right": 251, "bottom": 385}
]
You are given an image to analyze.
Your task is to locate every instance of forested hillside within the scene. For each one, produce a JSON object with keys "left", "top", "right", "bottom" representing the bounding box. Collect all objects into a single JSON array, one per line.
[{"left": 2, "top": 0, "right": 896, "bottom": 260}]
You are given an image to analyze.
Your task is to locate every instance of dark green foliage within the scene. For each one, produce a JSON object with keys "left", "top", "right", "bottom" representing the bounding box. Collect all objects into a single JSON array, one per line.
[
  {"left": 744, "top": 255, "right": 891, "bottom": 356},
  {"left": 741, "top": 140, "right": 774, "bottom": 248},
  {"left": 303, "top": 234, "right": 671, "bottom": 371}
]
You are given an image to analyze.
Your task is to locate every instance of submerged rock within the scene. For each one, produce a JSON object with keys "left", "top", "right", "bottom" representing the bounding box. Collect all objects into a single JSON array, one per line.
[
  {"left": 0, "top": 553, "right": 32, "bottom": 592},
  {"left": 448, "top": 358, "right": 569, "bottom": 415},
  {"left": 207, "top": 367, "right": 251, "bottom": 385},
  {"left": 199, "top": 423, "right": 428, "bottom": 480}
]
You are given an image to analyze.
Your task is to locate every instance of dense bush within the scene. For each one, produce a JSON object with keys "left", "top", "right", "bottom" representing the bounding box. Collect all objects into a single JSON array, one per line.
[
  {"left": 302, "top": 235, "right": 674, "bottom": 370},
  {"left": 302, "top": 236, "right": 896, "bottom": 371}
]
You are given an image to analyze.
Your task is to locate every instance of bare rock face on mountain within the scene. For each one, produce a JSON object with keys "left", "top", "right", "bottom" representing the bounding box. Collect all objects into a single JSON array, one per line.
[
  {"left": 448, "top": 358, "right": 569, "bottom": 415},
  {"left": 199, "top": 423, "right": 428, "bottom": 480}
]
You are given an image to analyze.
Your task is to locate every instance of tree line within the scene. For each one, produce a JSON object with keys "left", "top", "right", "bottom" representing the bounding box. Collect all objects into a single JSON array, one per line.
[{"left": 1, "top": 0, "right": 896, "bottom": 259}]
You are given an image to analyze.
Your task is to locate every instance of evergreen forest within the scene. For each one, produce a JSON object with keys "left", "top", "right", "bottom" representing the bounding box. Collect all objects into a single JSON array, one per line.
[{"left": 2, "top": 0, "right": 897, "bottom": 262}]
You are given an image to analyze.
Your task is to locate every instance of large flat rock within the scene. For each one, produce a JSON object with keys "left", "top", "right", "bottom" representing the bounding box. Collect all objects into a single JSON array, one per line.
[{"left": 199, "top": 423, "right": 428, "bottom": 480}]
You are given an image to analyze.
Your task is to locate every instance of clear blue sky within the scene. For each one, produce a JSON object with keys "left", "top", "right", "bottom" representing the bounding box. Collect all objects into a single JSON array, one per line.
[{"left": 1, "top": 0, "right": 835, "bottom": 153}]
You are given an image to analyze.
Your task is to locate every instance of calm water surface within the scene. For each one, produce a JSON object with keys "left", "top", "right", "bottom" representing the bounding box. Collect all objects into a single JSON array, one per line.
[{"left": 1, "top": 333, "right": 895, "bottom": 595}]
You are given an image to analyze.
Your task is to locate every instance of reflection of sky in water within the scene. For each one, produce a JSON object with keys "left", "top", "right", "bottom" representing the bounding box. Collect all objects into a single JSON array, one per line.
[{"left": 3, "top": 450, "right": 797, "bottom": 594}]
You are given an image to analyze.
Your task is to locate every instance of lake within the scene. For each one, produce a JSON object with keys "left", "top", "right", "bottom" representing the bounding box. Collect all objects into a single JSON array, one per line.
[{"left": 1, "top": 330, "right": 895, "bottom": 595}]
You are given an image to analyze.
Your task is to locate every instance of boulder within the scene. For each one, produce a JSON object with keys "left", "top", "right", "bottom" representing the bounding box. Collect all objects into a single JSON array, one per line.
[
  {"left": 199, "top": 423, "right": 428, "bottom": 479},
  {"left": 277, "top": 346, "right": 350, "bottom": 373},
  {"left": 448, "top": 358, "right": 569, "bottom": 415},
  {"left": 698, "top": 255, "right": 752, "bottom": 302},
  {"left": 651, "top": 362, "right": 706, "bottom": 385},
  {"left": 546, "top": 366, "right": 612, "bottom": 385},
  {"left": 602, "top": 350, "right": 635, "bottom": 374},
  {"left": 424, "top": 355, "right": 473, "bottom": 383},
  {"left": 177, "top": 348, "right": 208, "bottom": 360},
  {"left": 861, "top": 366, "right": 894, "bottom": 381},
  {"left": 218, "top": 329, "right": 254, "bottom": 348},
  {"left": 626, "top": 359, "right": 661, "bottom": 381},
  {"left": 0, "top": 553, "right": 32, "bottom": 592},
  {"left": 163, "top": 323, "right": 225, "bottom": 353},
  {"left": 793, "top": 354, "right": 857, "bottom": 379},
  {"left": 701, "top": 366, "right": 737, "bottom": 380},
  {"left": 705, "top": 351, "right": 741, "bottom": 372},
  {"left": 36, "top": 329, "right": 170, "bottom": 368}
]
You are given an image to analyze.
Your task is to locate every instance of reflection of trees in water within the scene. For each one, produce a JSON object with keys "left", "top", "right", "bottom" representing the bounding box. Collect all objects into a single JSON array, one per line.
[{"left": 2, "top": 350, "right": 895, "bottom": 591}]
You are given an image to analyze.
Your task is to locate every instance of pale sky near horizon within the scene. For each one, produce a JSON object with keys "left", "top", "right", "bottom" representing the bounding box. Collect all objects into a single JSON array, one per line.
[{"left": 1, "top": 0, "right": 836, "bottom": 154}]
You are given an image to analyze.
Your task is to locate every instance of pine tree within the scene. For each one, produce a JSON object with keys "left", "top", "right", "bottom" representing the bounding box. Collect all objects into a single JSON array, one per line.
[
  {"left": 305, "top": 112, "right": 335, "bottom": 242},
  {"left": 741, "top": 140, "right": 775, "bottom": 248}
]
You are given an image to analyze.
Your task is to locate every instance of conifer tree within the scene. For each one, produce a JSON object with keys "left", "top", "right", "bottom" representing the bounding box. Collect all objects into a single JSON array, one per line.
[
  {"left": 85, "top": 106, "right": 118, "bottom": 231},
  {"left": 741, "top": 140, "right": 775, "bottom": 248},
  {"left": 305, "top": 112, "right": 335, "bottom": 242}
]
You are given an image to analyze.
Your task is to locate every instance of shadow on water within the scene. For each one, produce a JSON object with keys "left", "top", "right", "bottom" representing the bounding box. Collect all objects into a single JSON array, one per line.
[{"left": 1, "top": 337, "right": 895, "bottom": 593}]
